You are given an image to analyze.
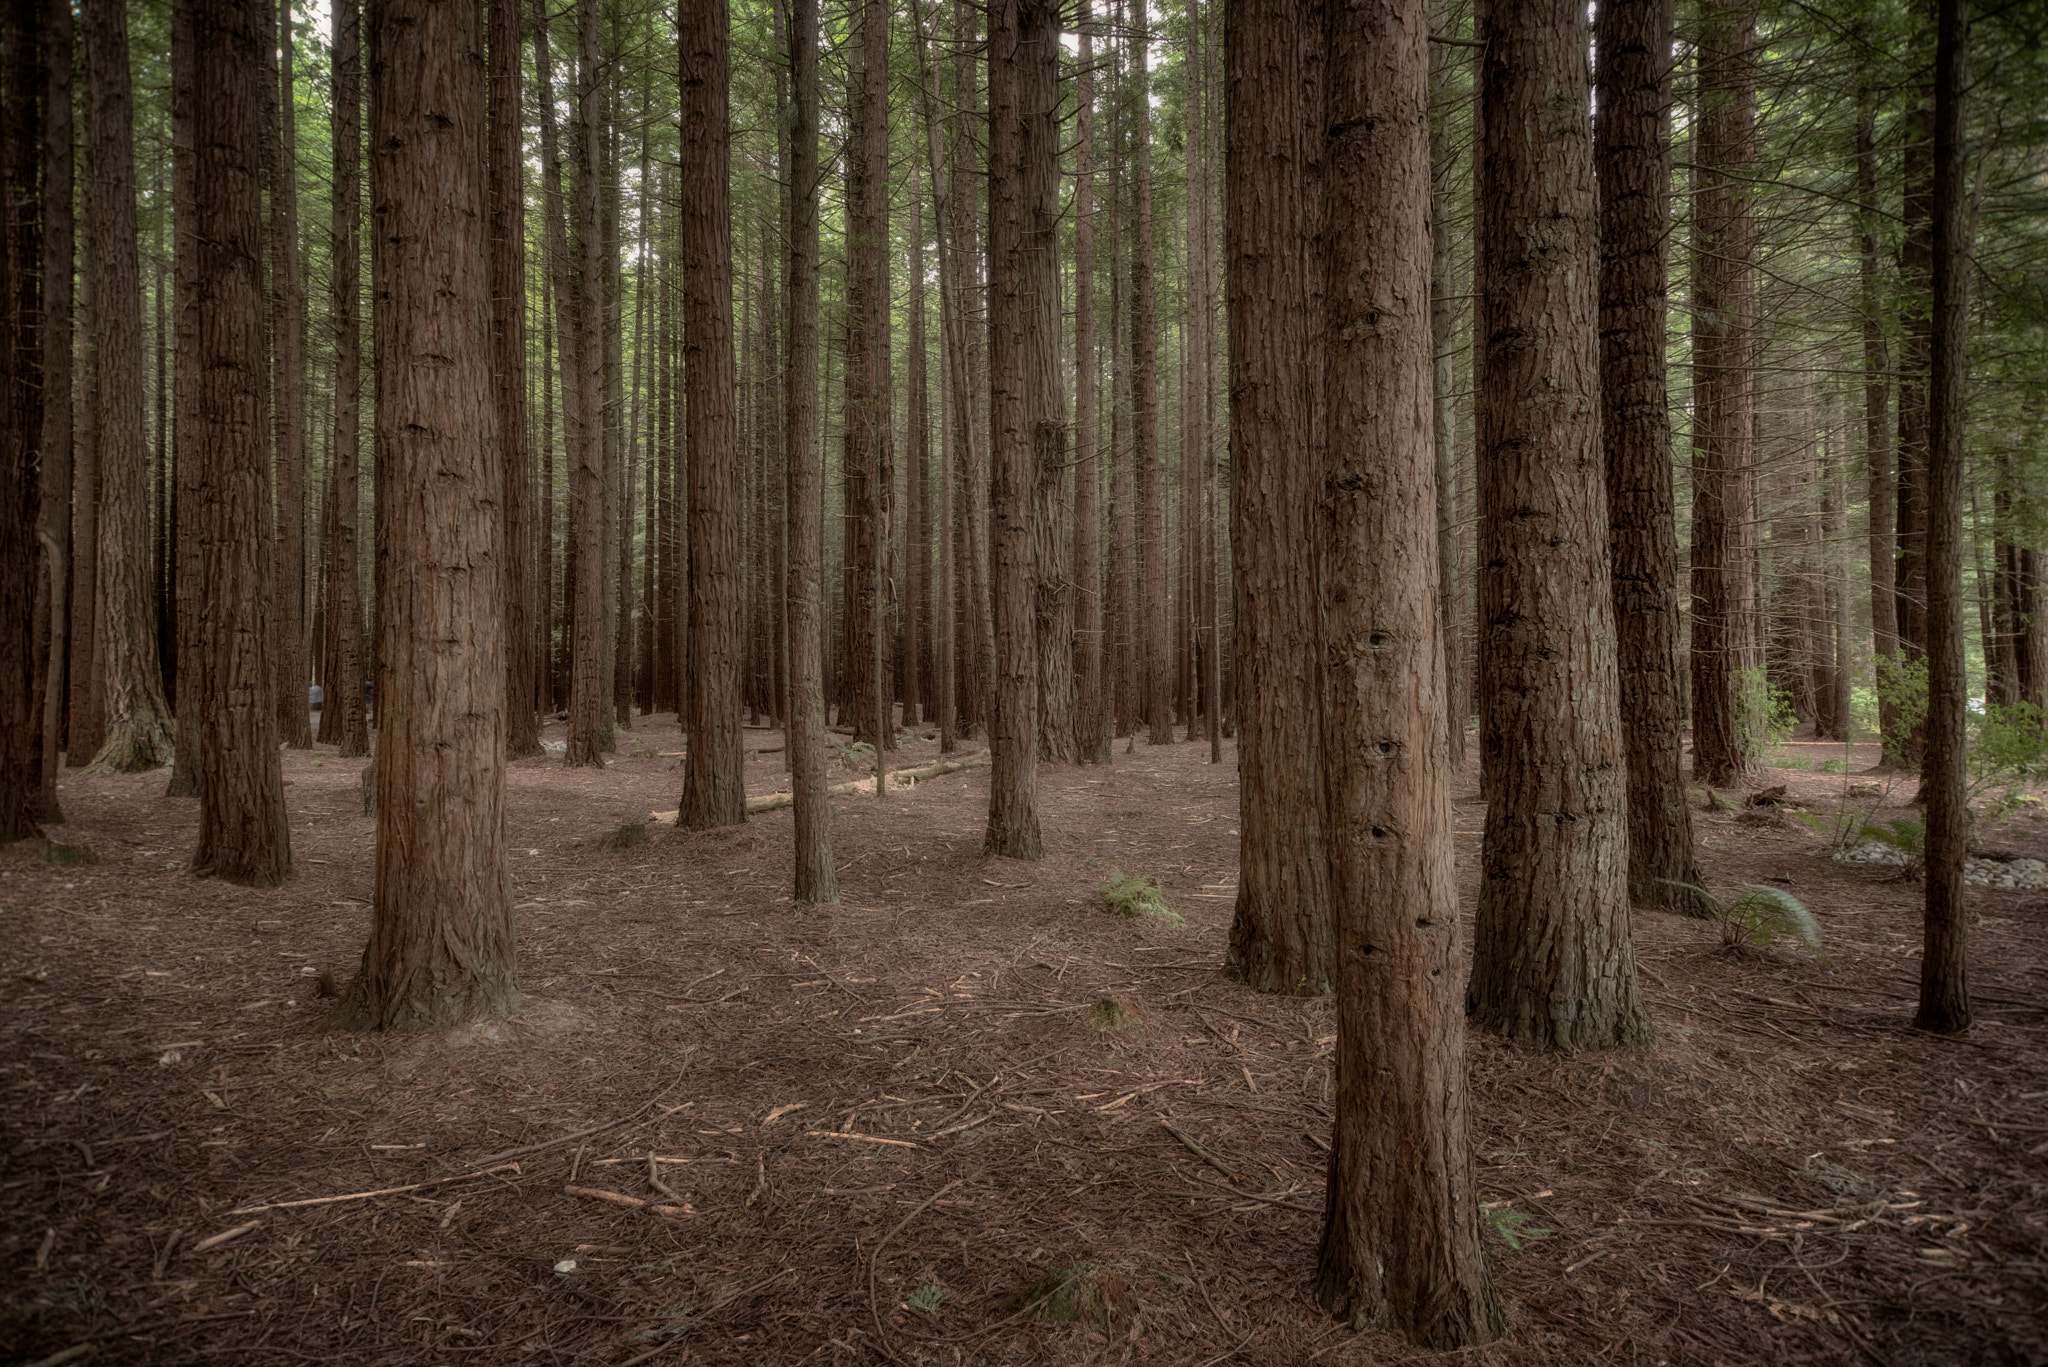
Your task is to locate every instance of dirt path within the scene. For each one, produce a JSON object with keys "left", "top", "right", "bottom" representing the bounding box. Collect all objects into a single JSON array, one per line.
[{"left": 3, "top": 720, "right": 2045, "bottom": 1365}]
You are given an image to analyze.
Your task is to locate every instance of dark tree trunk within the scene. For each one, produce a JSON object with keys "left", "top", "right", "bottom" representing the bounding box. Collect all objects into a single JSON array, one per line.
[
  {"left": 1896, "top": 94, "right": 1934, "bottom": 696},
  {"left": 679, "top": 0, "right": 746, "bottom": 829},
  {"left": 1917, "top": 0, "right": 1970, "bottom": 1035},
  {"left": 0, "top": 0, "right": 42, "bottom": 842},
  {"left": 34, "top": 0, "right": 69, "bottom": 820},
  {"left": 166, "top": 0, "right": 202, "bottom": 796},
  {"left": 269, "top": 0, "right": 310, "bottom": 751},
  {"left": 1133, "top": 0, "right": 1167, "bottom": 745},
  {"left": 842, "top": 0, "right": 892, "bottom": 756},
  {"left": 1428, "top": 2, "right": 1464, "bottom": 769},
  {"left": 492, "top": 0, "right": 537, "bottom": 760},
  {"left": 1072, "top": 2, "right": 1107, "bottom": 764},
  {"left": 332, "top": 0, "right": 516, "bottom": 1031},
  {"left": 320, "top": 0, "right": 368, "bottom": 759},
  {"left": 1596, "top": 0, "right": 1705, "bottom": 912},
  {"left": 561, "top": 0, "right": 607, "bottom": 767},
  {"left": 1312, "top": 0, "right": 1499, "bottom": 1344},
  {"left": 1224, "top": 0, "right": 1333, "bottom": 993},
  {"left": 187, "top": 0, "right": 292, "bottom": 886},
  {"left": 903, "top": 177, "right": 927, "bottom": 728},
  {"left": 1467, "top": 0, "right": 1650, "bottom": 1052}
]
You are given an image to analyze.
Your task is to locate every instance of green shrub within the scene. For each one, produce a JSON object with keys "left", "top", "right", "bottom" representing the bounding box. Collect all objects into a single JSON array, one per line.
[
  {"left": 1097, "top": 874, "right": 1182, "bottom": 929},
  {"left": 1666, "top": 881, "right": 1829, "bottom": 963}
]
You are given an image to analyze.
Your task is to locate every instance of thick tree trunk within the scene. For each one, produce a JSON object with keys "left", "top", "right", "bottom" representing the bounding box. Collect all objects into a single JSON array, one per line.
[
  {"left": 492, "top": 0, "right": 537, "bottom": 760},
  {"left": 1688, "top": 0, "right": 1761, "bottom": 789},
  {"left": 333, "top": 0, "right": 515, "bottom": 1030},
  {"left": 35, "top": 0, "right": 70, "bottom": 819},
  {"left": 785, "top": 0, "right": 836, "bottom": 901},
  {"left": 1468, "top": 0, "right": 1650, "bottom": 1052},
  {"left": 187, "top": 0, "right": 292, "bottom": 886},
  {"left": 1072, "top": 4, "right": 1107, "bottom": 764},
  {"left": 1132, "top": 0, "right": 1167, "bottom": 745},
  {"left": 843, "top": 0, "right": 892, "bottom": 755},
  {"left": 0, "top": 0, "right": 42, "bottom": 842},
  {"left": 166, "top": 0, "right": 202, "bottom": 796},
  {"left": 1224, "top": 0, "right": 1332, "bottom": 993},
  {"left": 66, "top": 248, "right": 101, "bottom": 768},
  {"left": 269, "top": 0, "right": 310, "bottom": 750},
  {"left": 1596, "top": 0, "right": 1705, "bottom": 912},
  {"left": 1917, "top": 0, "right": 1970, "bottom": 1034},
  {"left": 1314, "top": 0, "right": 1499, "bottom": 1344},
  {"left": 679, "top": 0, "right": 746, "bottom": 829},
  {"left": 321, "top": 0, "right": 368, "bottom": 759},
  {"left": 561, "top": 0, "right": 607, "bottom": 767}
]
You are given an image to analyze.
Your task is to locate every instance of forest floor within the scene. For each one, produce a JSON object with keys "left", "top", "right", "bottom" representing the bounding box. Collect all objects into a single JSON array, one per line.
[{"left": 4, "top": 716, "right": 2046, "bottom": 1367}]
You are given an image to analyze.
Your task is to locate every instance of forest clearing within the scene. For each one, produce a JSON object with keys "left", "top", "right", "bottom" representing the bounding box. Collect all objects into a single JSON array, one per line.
[{"left": 5, "top": 727, "right": 2046, "bottom": 1366}]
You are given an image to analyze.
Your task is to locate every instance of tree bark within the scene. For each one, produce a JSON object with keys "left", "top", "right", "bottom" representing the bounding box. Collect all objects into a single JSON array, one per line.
[
  {"left": 320, "top": 0, "right": 368, "bottom": 759},
  {"left": 66, "top": 251, "right": 102, "bottom": 768},
  {"left": 1467, "top": 0, "right": 1650, "bottom": 1052},
  {"left": 679, "top": 0, "right": 746, "bottom": 829},
  {"left": 904, "top": 176, "right": 927, "bottom": 729},
  {"left": 0, "top": 0, "right": 42, "bottom": 842},
  {"left": 34, "top": 0, "right": 70, "bottom": 820},
  {"left": 1917, "top": 0, "right": 1970, "bottom": 1035},
  {"left": 561, "top": 0, "right": 607, "bottom": 767},
  {"left": 492, "top": 0, "right": 537, "bottom": 760},
  {"left": 842, "top": 0, "right": 892, "bottom": 756},
  {"left": 1072, "top": 2, "right": 1107, "bottom": 764},
  {"left": 1132, "top": 0, "right": 1167, "bottom": 745},
  {"left": 1596, "top": 0, "right": 1705, "bottom": 912},
  {"left": 269, "top": 0, "right": 310, "bottom": 750},
  {"left": 1428, "top": 2, "right": 1464, "bottom": 769},
  {"left": 187, "top": 0, "right": 292, "bottom": 887},
  {"left": 1224, "top": 0, "right": 1333, "bottom": 994},
  {"left": 333, "top": 0, "right": 515, "bottom": 1030}
]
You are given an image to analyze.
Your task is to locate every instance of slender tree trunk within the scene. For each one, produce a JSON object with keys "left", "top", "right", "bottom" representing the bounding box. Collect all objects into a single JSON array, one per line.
[
  {"left": 843, "top": 0, "right": 892, "bottom": 754},
  {"left": 912, "top": 3, "right": 959, "bottom": 755},
  {"left": 321, "top": 0, "right": 368, "bottom": 759},
  {"left": 187, "top": 0, "right": 292, "bottom": 886},
  {"left": 166, "top": 0, "right": 203, "bottom": 796},
  {"left": 333, "top": 0, "right": 515, "bottom": 1030},
  {"left": 1428, "top": 4, "right": 1465, "bottom": 770},
  {"left": 34, "top": 0, "right": 71, "bottom": 820},
  {"left": 269, "top": 0, "right": 310, "bottom": 750},
  {"left": 561, "top": 0, "right": 607, "bottom": 766},
  {"left": 1917, "top": 0, "right": 1970, "bottom": 1035},
  {"left": 0, "top": 0, "right": 42, "bottom": 842},
  {"left": 1596, "top": 0, "right": 1705, "bottom": 911},
  {"left": 1467, "top": 0, "right": 1650, "bottom": 1051},
  {"left": 1175, "top": 17, "right": 1205, "bottom": 745},
  {"left": 785, "top": 0, "right": 835, "bottom": 900},
  {"left": 493, "top": 0, "right": 536, "bottom": 760},
  {"left": 1314, "top": 0, "right": 1499, "bottom": 1343},
  {"left": 953, "top": 0, "right": 993, "bottom": 738},
  {"left": 1896, "top": 93, "right": 1934, "bottom": 696},
  {"left": 904, "top": 178, "right": 927, "bottom": 728},
  {"left": 1225, "top": 0, "right": 1332, "bottom": 993},
  {"left": 1072, "top": 2, "right": 1107, "bottom": 764},
  {"left": 1132, "top": 0, "right": 1167, "bottom": 745},
  {"left": 1857, "top": 74, "right": 1901, "bottom": 761},
  {"left": 679, "top": 0, "right": 746, "bottom": 828},
  {"left": 67, "top": 254, "right": 101, "bottom": 767}
]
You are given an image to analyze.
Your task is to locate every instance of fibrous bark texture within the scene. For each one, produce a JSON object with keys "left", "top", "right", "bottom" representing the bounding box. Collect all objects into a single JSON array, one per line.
[
  {"left": 1224, "top": 0, "right": 1333, "bottom": 994},
  {"left": 1133, "top": 0, "right": 1168, "bottom": 746},
  {"left": 333, "top": 0, "right": 516, "bottom": 1031},
  {"left": 1072, "top": 4, "right": 1107, "bottom": 765},
  {"left": 492, "top": 0, "right": 537, "bottom": 762},
  {"left": 1468, "top": 0, "right": 1650, "bottom": 1052},
  {"left": 0, "top": 0, "right": 43, "bottom": 842},
  {"left": 1310, "top": 0, "right": 1499, "bottom": 1345},
  {"left": 320, "top": 0, "right": 367, "bottom": 759}
]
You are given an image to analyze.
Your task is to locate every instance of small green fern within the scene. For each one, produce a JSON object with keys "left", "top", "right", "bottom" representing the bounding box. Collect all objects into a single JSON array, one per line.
[{"left": 1662, "top": 881, "right": 1829, "bottom": 964}]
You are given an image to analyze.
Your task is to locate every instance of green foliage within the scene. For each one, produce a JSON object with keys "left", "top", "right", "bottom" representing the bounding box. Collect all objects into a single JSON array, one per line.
[
  {"left": 904, "top": 1284, "right": 950, "bottom": 1313},
  {"left": 1876, "top": 655, "right": 1930, "bottom": 764},
  {"left": 1086, "top": 996, "right": 1147, "bottom": 1036},
  {"left": 1969, "top": 702, "right": 2048, "bottom": 819},
  {"left": 1097, "top": 874, "right": 1182, "bottom": 929},
  {"left": 1666, "top": 882, "right": 1829, "bottom": 963},
  {"left": 56, "top": 1273, "right": 104, "bottom": 1318},
  {"left": 1733, "top": 665, "right": 1798, "bottom": 754},
  {"left": 38, "top": 841, "right": 98, "bottom": 867},
  {"left": 601, "top": 820, "right": 649, "bottom": 851},
  {"left": 1480, "top": 1203, "right": 1551, "bottom": 1252}
]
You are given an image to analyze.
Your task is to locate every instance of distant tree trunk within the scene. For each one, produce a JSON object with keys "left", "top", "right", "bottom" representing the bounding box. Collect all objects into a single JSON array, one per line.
[
  {"left": 166, "top": 0, "right": 202, "bottom": 796},
  {"left": 1072, "top": 3, "right": 1107, "bottom": 764},
  {"left": 1917, "top": 0, "right": 1970, "bottom": 1035},
  {"left": 1687, "top": 0, "right": 1760, "bottom": 789},
  {"left": 1176, "top": 18, "right": 1205, "bottom": 745},
  {"left": 561, "top": 0, "right": 607, "bottom": 767},
  {"left": 1895, "top": 93, "right": 1933, "bottom": 694},
  {"left": 1313, "top": 0, "right": 1499, "bottom": 1345},
  {"left": 269, "top": 0, "right": 310, "bottom": 750},
  {"left": 1856, "top": 73, "right": 1901, "bottom": 761},
  {"left": 320, "top": 0, "right": 368, "bottom": 759},
  {"left": 1467, "top": 0, "right": 1650, "bottom": 1052},
  {"left": 785, "top": 0, "right": 836, "bottom": 901},
  {"left": 1596, "top": 0, "right": 1705, "bottom": 911},
  {"left": 333, "top": 0, "right": 515, "bottom": 1031},
  {"left": 843, "top": 0, "right": 892, "bottom": 753},
  {"left": 0, "top": 0, "right": 42, "bottom": 843},
  {"left": 34, "top": 0, "right": 70, "bottom": 820},
  {"left": 1132, "top": 0, "right": 1167, "bottom": 745},
  {"left": 912, "top": 4, "right": 959, "bottom": 754},
  {"left": 492, "top": 0, "right": 537, "bottom": 760},
  {"left": 1032, "top": 20, "right": 1076, "bottom": 771},
  {"left": 1225, "top": 0, "right": 1333, "bottom": 994},
  {"left": 187, "top": 0, "right": 292, "bottom": 887},
  {"left": 983, "top": 0, "right": 1054, "bottom": 860},
  {"left": 67, "top": 253, "right": 102, "bottom": 768},
  {"left": 954, "top": 0, "right": 993, "bottom": 739},
  {"left": 903, "top": 178, "right": 927, "bottom": 728},
  {"left": 679, "top": 0, "right": 745, "bottom": 829}
]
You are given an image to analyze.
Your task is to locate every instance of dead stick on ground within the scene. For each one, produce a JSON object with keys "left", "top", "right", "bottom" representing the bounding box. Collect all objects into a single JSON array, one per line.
[
  {"left": 563, "top": 1184, "right": 692, "bottom": 1218},
  {"left": 868, "top": 1179, "right": 966, "bottom": 1361},
  {"left": 1163, "top": 1120, "right": 1240, "bottom": 1184},
  {"left": 188, "top": 1220, "right": 262, "bottom": 1254},
  {"left": 228, "top": 1163, "right": 521, "bottom": 1215},
  {"left": 647, "top": 1153, "right": 679, "bottom": 1199}
]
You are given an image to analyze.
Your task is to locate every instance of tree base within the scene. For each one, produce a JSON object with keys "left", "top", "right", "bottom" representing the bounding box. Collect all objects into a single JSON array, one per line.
[
  {"left": 89, "top": 713, "right": 176, "bottom": 774},
  {"left": 326, "top": 966, "right": 521, "bottom": 1033}
]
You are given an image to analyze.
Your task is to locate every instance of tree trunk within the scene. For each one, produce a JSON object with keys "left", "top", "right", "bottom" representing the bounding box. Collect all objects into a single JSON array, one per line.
[
  {"left": 1132, "top": 0, "right": 1167, "bottom": 745},
  {"left": 561, "top": 0, "right": 607, "bottom": 767},
  {"left": 1688, "top": 0, "right": 1761, "bottom": 789},
  {"left": 34, "top": 0, "right": 70, "bottom": 820},
  {"left": 843, "top": 0, "right": 892, "bottom": 755},
  {"left": 1428, "top": 3, "right": 1464, "bottom": 769},
  {"left": 904, "top": 177, "right": 927, "bottom": 729},
  {"left": 0, "top": 0, "right": 42, "bottom": 842},
  {"left": 1224, "top": 0, "right": 1333, "bottom": 993},
  {"left": 1176, "top": 18, "right": 1205, "bottom": 745},
  {"left": 67, "top": 251, "right": 102, "bottom": 768},
  {"left": 166, "top": 0, "right": 203, "bottom": 796},
  {"left": 321, "top": 0, "right": 368, "bottom": 760},
  {"left": 1467, "top": 0, "right": 1650, "bottom": 1052},
  {"left": 269, "top": 0, "right": 310, "bottom": 750},
  {"left": 785, "top": 0, "right": 836, "bottom": 901},
  {"left": 679, "top": 0, "right": 746, "bottom": 829},
  {"left": 1596, "top": 0, "right": 1705, "bottom": 912},
  {"left": 1072, "top": 3, "right": 1107, "bottom": 764},
  {"left": 983, "top": 0, "right": 1055, "bottom": 860},
  {"left": 1857, "top": 73, "right": 1901, "bottom": 761},
  {"left": 1896, "top": 93, "right": 1933, "bottom": 695},
  {"left": 332, "top": 0, "right": 515, "bottom": 1031},
  {"left": 492, "top": 0, "right": 537, "bottom": 761},
  {"left": 1917, "top": 0, "right": 1970, "bottom": 1035},
  {"left": 187, "top": 0, "right": 292, "bottom": 887}
]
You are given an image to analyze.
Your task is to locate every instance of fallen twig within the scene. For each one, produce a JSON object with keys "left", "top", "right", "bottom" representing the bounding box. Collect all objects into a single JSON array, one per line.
[
  {"left": 228, "top": 1162, "right": 521, "bottom": 1215},
  {"left": 1163, "top": 1120, "right": 1240, "bottom": 1184},
  {"left": 807, "top": 1130, "right": 919, "bottom": 1148},
  {"left": 187, "top": 1220, "right": 262, "bottom": 1254},
  {"left": 563, "top": 1184, "right": 693, "bottom": 1218}
]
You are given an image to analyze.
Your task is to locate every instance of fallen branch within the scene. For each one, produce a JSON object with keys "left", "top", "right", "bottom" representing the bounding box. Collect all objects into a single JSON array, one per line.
[
  {"left": 563, "top": 1184, "right": 693, "bottom": 1218},
  {"left": 1163, "top": 1120, "right": 1240, "bottom": 1184},
  {"left": 807, "top": 1130, "right": 919, "bottom": 1149},
  {"left": 228, "top": 1163, "right": 521, "bottom": 1215},
  {"left": 187, "top": 1220, "right": 261, "bottom": 1254}
]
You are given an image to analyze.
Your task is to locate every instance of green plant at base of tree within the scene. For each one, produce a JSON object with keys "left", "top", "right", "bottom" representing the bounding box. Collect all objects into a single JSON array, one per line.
[{"left": 1664, "top": 881, "right": 1830, "bottom": 963}]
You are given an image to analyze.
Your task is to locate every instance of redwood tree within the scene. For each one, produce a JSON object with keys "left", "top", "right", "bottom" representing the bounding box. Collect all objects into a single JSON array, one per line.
[
  {"left": 319, "top": 0, "right": 368, "bottom": 759},
  {"left": 0, "top": 0, "right": 41, "bottom": 843},
  {"left": 332, "top": 0, "right": 516, "bottom": 1030},
  {"left": 492, "top": 0, "right": 537, "bottom": 761}
]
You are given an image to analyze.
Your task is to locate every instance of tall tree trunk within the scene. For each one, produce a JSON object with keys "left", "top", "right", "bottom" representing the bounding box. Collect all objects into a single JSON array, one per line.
[
  {"left": 1225, "top": 0, "right": 1332, "bottom": 993},
  {"left": 1467, "top": 0, "right": 1650, "bottom": 1052},
  {"left": 1857, "top": 71, "right": 1901, "bottom": 762},
  {"left": 1033, "top": 26, "right": 1076, "bottom": 770},
  {"left": 167, "top": 0, "right": 203, "bottom": 795},
  {"left": 1917, "top": 0, "right": 1970, "bottom": 1035},
  {"left": 493, "top": 0, "right": 536, "bottom": 760},
  {"left": 1313, "top": 0, "right": 1499, "bottom": 1343},
  {"left": 785, "top": 0, "right": 836, "bottom": 901},
  {"left": 679, "top": 0, "right": 746, "bottom": 828},
  {"left": 1896, "top": 93, "right": 1934, "bottom": 685},
  {"left": 1596, "top": 0, "right": 1704, "bottom": 911},
  {"left": 1175, "top": 15, "right": 1205, "bottom": 745},
  {"left": 333, "top": 0, "right": 515, "bottom": 1030},
  {"left": 67, "top": 251, "right": 102, "bottom": 767},
  {"left": 321, "top": 0, "right": 368, "bottom": 759},
  {"left": 984, "top": 0, "right": 1056, "bottom": 859},
  {"left": 561, "top": 0, "right": 607, "bottom": 766},
  {"left": 0, "top": 0, "right": 42, "bottom": 842},
  {"left": 954, "top": 0, "right": 993, "bottom": 738},
  {"left": 269, "top": 0, "right": 310, "bottom": 750},
  {"left": 843, "top": 0, "right": 892, "bottom": 753},
  {"left": 1072, "top": 1, "right": 1107, "bottom": 764},
  {"left": 187, "top": 0, "right": 292, "bottom": 886},
  {"left": 1428, "top": 1, "right": 1464, "bottom": 769},
  {"left": 903, "top": 176, "right": 927, "bottom": 728},
  {"left": 34, "top": 0, "right": 70, "bottom": 820},
  {"left": 1132, "top": 0, "right": 1167, "bottom": 744}
]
